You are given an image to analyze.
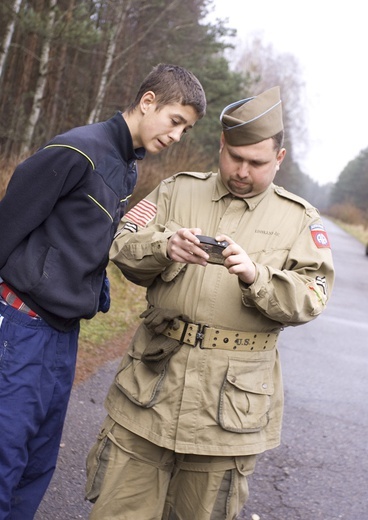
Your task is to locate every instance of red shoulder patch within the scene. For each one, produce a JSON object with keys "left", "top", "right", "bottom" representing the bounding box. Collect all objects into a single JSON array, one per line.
[{"left": 310, "top": 224, "right": 331, "bottom": 248}]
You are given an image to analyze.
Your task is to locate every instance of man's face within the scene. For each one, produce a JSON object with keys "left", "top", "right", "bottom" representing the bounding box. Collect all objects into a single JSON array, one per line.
[
  {"left": 138, "top": 100, "right": 198, "bottom": 154},
  {"left": 219, "top": 134, "right": 286, "bottom": 198}
]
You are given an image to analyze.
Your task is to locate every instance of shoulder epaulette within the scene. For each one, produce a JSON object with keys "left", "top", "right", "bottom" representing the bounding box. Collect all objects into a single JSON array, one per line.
[
  {"left": 273, "top": 184, "right": 314, "bottom": 210},
  {"left": 172, "top": 171, "right": 213, "bottom": 180},
  {"left": 44, "top": 144, "right": 95, "bottom": 169}
]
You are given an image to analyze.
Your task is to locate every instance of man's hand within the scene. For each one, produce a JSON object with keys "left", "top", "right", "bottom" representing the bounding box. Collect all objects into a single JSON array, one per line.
[
  {"left": 215, "top": 234, "right": 256, "bottom": 285},
  {"left": 167, "top": 228, "right": 209, "bottom": 266}
]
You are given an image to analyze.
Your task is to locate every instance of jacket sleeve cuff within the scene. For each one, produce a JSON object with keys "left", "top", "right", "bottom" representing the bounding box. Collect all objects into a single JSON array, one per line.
[
  {"left": 152, "top": 238, "right": 186, "bottom": 283},
  {"left": 240, "top": 263, "right": 268, "bottom": 306}
]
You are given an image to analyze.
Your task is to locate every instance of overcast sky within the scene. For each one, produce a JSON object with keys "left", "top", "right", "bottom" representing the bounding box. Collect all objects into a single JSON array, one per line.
[{"left": 210, "top": 0, "right": 368, "bottom": 185}]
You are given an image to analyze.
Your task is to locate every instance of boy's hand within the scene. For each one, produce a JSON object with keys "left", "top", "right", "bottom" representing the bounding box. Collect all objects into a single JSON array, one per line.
[
  {"left": 167, "top": 228, "right": 209, "bottom": 266},
  {"left": 215, "top": 234, "right": 256, "bottom": 285}
]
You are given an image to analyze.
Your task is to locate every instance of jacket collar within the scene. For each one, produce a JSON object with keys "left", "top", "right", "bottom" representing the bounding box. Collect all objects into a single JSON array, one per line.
[{"left": 107, "top": 112, "right": 146, "bottom": 162}]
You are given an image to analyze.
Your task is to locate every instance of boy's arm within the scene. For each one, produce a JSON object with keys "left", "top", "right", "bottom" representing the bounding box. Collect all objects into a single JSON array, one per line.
[{"left": 0, "top": 147, "right": 88, "bottom": 268}]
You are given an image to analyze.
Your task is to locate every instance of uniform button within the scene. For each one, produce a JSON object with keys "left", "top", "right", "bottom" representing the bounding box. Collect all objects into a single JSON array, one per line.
[
  {"left": 230, "top": 376, "right": 236, "bottom": 383},
  {"left": 262, "top": 383, "right": 268, "bottom": 389}
]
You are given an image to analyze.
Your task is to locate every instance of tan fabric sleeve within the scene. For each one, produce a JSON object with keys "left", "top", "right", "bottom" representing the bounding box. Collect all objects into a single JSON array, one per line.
[
  {"left": 240, "top": 210, "right": 334, "bottom": 325},
  {"left": 109, "top": 175, "right": 188, "bottom": 287}
]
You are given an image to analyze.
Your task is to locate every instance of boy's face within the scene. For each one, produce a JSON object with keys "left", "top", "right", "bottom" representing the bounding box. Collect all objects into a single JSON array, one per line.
[{"left": 138, "top": 97, "right": 199, "bottom": 154}]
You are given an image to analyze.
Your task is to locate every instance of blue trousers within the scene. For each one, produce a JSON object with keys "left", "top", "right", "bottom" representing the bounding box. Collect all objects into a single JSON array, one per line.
[{"left": 0, "top": 303, "right": 79, "bottom": 520}]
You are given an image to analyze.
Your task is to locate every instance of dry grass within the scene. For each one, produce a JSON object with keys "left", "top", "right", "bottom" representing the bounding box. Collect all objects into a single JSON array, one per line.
[
  {"left": 1, "top": 152, "right": 37, "bottom": 198},
  {"left": 75, "top": 263, "right": 146, "bottom": 384},
  {"left": 333, "top": 220, "right": 368, "bottom": 244},
  {"left": 79, "top": 263, "right": 146, "bottom": 347}
]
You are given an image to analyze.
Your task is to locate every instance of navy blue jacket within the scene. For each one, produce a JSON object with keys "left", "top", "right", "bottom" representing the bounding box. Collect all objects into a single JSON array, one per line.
[{"left": 0, "top": 112, "right": 145, "bottom": 331}]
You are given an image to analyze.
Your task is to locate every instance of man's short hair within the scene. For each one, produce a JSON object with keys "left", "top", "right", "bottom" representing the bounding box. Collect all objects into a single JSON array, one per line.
[
  {"left": 272, "top": 130, "right": 284, "bottom": 152},
  {"left": 127, "top": 63, "right": 206, "bottom": 118}
]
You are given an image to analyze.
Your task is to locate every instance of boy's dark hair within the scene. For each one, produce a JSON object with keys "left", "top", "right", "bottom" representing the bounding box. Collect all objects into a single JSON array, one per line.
[{"left": 126, "top": 63, "right": 206, "bottom": 118}]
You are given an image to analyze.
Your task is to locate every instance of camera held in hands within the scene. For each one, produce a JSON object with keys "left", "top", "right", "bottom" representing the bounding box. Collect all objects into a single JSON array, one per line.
[{"left": 196, "top": 235, "right": 229, "bottom": 265}]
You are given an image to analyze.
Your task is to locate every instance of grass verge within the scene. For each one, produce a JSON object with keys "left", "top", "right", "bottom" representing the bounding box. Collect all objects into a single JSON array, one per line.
[
  {"left": 332, "top": 220, "right": 368, "bottom": 244},
  {"left": 75, "top": 263, "right": 146, "bottom": 384}
]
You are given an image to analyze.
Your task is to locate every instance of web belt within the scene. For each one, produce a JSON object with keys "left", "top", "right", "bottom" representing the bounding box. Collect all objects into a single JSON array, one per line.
[{"left": 161, "top": 319, "right": 278, "bottom": 352}]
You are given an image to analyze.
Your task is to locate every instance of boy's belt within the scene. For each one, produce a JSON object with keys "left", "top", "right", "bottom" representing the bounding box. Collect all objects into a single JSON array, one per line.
[
  {"left": 162, "top": 319, "right": 278, "bottom": 352},
  {"left": 0, "top": 282, "right": 39, "bottom": 318}
]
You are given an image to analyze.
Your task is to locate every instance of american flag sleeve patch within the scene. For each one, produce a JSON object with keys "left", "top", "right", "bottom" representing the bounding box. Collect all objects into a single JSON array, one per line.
[{"left": 124, "top": 199, "right": 157, "bottom": 228}]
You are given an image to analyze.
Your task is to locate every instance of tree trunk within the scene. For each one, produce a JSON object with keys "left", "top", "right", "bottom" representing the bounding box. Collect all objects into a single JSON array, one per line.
[
  {"left": 0, "top": 0, "right": 23, "bottom": 84},
  {"left": 47, "top": 0, "right": 76, "bottom": 138},
  {"left": 87, "top": 2, "right": 128, "bottom": 124},
  {"left": 87, "top": 0, "right": 181, "bottom": 124},
  {"left": 20, "top": 0, "right": 57, "bottom": 153}
]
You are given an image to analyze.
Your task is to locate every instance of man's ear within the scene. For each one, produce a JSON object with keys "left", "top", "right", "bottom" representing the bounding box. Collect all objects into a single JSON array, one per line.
[
  {"left": 276, "top": 148, "right": 286, "bottom": 166},
  {"left": 140, "top": 91, "right": 156, "bottom": 114}
]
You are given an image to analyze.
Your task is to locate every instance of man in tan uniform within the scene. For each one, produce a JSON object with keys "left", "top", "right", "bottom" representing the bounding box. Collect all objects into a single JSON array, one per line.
[{"left": 85, "top": 87, "right": 335, "bottom": 519}]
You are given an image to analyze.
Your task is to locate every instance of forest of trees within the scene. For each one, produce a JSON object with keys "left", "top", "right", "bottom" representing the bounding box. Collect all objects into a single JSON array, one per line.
[{"left": 0, "top": 0, "right": 367, "bottom": 220}]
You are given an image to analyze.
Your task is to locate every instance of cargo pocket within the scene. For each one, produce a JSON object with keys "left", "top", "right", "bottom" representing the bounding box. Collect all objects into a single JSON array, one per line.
[
  {"left": 224, "top": 455, "right": 258, "bottom": 519},
  {"left": 115, "top": 352, "right": 166, "bottom": 408},
  {"left": 218, "top": 359, "right": 274, "bottom": 433},
  {"left": 85, "top": 416, "right": 114, "bottom": 503}
]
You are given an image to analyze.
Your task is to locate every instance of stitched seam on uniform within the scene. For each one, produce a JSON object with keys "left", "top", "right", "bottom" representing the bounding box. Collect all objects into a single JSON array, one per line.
[
  {"left": 106, "top": 432, "right": 171, "bottom": 470},
  {"left": 121, "top": 193, "right": 132, "bottom": 203},
  {"left": 44, "top": 144, "right": 95, "bottom": 169},
  {"left": 87, "top": 195, "right": 113, "bottom": 222}
]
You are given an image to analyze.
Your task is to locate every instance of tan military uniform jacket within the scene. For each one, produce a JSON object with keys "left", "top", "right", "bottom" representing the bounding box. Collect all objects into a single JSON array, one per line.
[{"left": 106, "top": 172, "right": 334, "bottom": 456}]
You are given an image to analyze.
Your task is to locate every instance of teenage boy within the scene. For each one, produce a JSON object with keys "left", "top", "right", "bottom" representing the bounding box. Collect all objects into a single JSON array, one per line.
[{"left": 0, "top": 63, "right": 206, "bottom": 520}]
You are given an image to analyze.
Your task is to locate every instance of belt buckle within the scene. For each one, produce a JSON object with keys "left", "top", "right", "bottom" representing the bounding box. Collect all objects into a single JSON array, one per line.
[
  {"left": 178, "top": 321, "right": 189, "bottom": 344},
  {"left": 196, "top": 323, "right": 209, "bottom": 349}
]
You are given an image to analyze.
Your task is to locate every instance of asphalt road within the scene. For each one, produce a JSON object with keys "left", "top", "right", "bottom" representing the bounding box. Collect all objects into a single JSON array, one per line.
[{"left": 35, "top": 219, "right": 368, "bottom": 520}]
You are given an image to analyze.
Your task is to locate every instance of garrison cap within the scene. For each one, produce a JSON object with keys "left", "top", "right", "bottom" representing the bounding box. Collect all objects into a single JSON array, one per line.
[{"left": 220, "top": 86, "right": 283, "bottom": 146}]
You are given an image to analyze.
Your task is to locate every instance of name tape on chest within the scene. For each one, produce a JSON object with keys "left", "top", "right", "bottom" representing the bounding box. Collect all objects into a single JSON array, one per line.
[{"left": 310, "top": 224, "right": 331, "bottom": 248}]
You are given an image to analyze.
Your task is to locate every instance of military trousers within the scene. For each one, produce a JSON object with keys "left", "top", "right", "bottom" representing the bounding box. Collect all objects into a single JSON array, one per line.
[{"left": 86, "top": 417, "right": 257, "bottom": 520}]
